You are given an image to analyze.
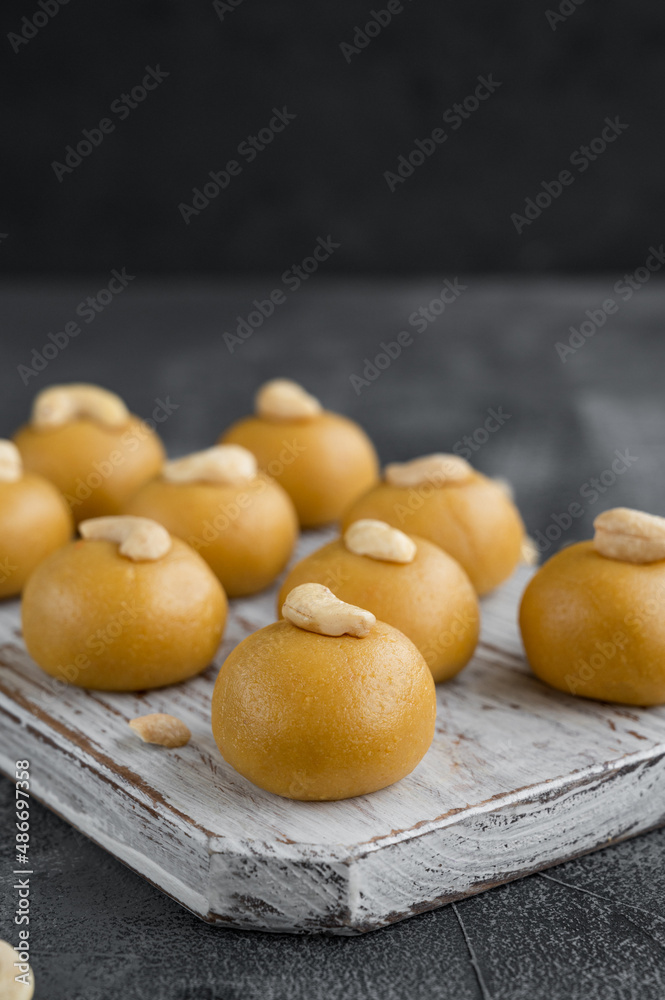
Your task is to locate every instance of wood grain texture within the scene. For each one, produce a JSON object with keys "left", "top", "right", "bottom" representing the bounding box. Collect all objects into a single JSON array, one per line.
[{"left": 2, "top": 530, "right": 665, "bottom": 935}]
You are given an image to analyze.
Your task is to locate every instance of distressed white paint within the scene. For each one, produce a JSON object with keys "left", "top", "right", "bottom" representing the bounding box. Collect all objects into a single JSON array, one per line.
[{"left": 2, "top": 532, "right": 665, "bottom": 934}]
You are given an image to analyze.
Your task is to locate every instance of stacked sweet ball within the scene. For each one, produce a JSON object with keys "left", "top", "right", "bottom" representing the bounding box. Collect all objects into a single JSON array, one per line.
[{"left": 9, "top": 377, "right": 661, "bottom": 802}]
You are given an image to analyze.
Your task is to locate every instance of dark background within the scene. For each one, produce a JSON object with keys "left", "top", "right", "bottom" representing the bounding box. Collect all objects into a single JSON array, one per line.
[{"left": 3, "top": 0, "right": 665, "bottom": 276}]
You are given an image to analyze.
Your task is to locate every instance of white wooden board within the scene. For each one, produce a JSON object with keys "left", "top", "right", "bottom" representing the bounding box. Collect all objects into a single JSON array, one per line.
[{"left": 2, "top": 531, "right": 665, "bottom": 935}]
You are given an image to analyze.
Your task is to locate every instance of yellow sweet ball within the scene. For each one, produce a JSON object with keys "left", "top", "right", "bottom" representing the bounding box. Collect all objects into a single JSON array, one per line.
[
  {"left": 124, "top": 445, "right": 298, "bottom": 598},
  {"left": 22, "top": 516, "right": 227, "bottom": 691},
  {"left": 14, "top": 383, "right": 165, "bottom": 524},
  {"left": 212, "top": 584, "right": 436, "bottom": 800},
  {"left": 0, "top": 441, "right": 73, "bottom": 598},
  {"left": 277, "top": 520, "right": 479, "bottom": 683},
  {"left": 220, "top": 379, "right": 379, "bottom": 527},
  {"left": 342, "top": 453, "right": 525, "bottom": 595},
  {"left": 520, "top": 508, "right": 665, "bottom": 706}
]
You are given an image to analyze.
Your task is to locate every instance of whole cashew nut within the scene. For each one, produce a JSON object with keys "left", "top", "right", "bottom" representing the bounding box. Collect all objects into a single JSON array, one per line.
[
  {"left": 594, "top": 508, "right": 665, "bottom": 564},
  {"left": 385, "top": 453, "right": 473, "bottom": 488},
  {"left": 32, "top": 384, "right": 130, "bottom": 430},
  {"left": 255, "top": 379, "right": 322, "bottom": 421},
  {"left": 282, "top": 583, "right": 376, "bottom": 638},
  {"left": 163, "top": 445, "right": 257, "bottom": 485},
  {"left": 0, "top": 440, "right": 22, "bottom": 483},
  {"left": 79, "top": 516, "right": 172, "bottom": 561}
]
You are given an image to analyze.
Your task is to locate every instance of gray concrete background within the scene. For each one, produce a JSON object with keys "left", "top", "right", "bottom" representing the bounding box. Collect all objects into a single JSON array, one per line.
[{"left": 1, "top": 278, "right": 665, "bottom": 998}]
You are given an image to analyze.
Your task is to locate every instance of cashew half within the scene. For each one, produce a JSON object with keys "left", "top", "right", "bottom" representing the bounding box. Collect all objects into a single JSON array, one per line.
[
  {"left": 0, "top": 441, "right": 22, "bottom": 483},
  {"left": 0, "top": 939, "right": 35, "bottom": 1000},
  {"left": 593, "top": 508, "right": 665, "bottom": 564},
  {"left": 344, "top": 519, "right": 416, "bottom": 564},
  {"left": 384, "top": 453, "right": 474, "bottom": 489},
  {"left": 493, "top": 476, "right": 515, "bottom": 500},
  {"left": 255, "top": 379, "right": 322, "bottom": 421},
  {"left": 32, "top": 383, "right": 130, "bottom": 430},
  {"left": 520, "top": 536, "right": 539, "bottom": 567},
  {"left": 129, "top": 713, "right": 191, "bottom": 748},
  {"left": 283, "top": 583, "right": 376, "bottom": 638},
  {"left": 79, "top": 516, "right": 171, "bottom": 561},
  {"left": 163, "top": 445, "right": 257, "bottom": 485}
]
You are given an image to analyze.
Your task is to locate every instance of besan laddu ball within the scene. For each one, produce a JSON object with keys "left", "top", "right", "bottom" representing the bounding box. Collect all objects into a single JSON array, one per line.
[
  {"left": 0, "top": 440, "right": 72, "bottom": 598},
  {"left": 22, "top": 516, "right": 227, "bottom": 691},
  {"left": 343, "top": 453, "right": 526, "bottom": 595},
  {"left": 278, "top": 519, "right": 479, "bottom": 682},
  {"left": 220, "top": 379, "right": 379, "bottom": 527},
  {"left": 212, "top": 583, "right": 436, "bottom": 800},
  {"left": 14, "top": 383, "right": 165, "bottom": 524},
  {"left": 124, "top": 444, "right": 298, "bottom": 597},
  {"left": 521, "top": 508, "right": 665, "bottom": 706}
]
